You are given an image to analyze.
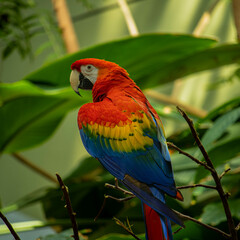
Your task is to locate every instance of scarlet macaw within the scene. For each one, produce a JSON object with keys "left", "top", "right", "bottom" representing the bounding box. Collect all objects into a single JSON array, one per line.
[{"left": 70, "top": 58, "right": 184, "bottom": 240}]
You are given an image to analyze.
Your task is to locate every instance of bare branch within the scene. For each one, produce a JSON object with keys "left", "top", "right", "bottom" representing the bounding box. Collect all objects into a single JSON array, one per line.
[
  {"left": 193, "top": 0, "right": 219, "bottom": 36},
  {"left": 105, "top": 195, "right": 135, "bottom": 202},
  {"left": 105, "top": 178, "right": 135, "bottom": 196},
  {"left": 236, "top": 222, "right": 240, "bottom": 231},
  {"left": 144, "top": 89, "right": 207, "bottom": 118},
  {"left": 177, "top": 184, "right": 216, "bottom": 190},
  {"left": 100, "top": 179, "right": 231, "bottom": 239},
  {"left": 113, "top": 217, "right": 141, "bottom": 240},
  {"left": 219, "top": 168, "right": 231, "bottom": 180},
  {"left": 174, "top": 210, "right": 231, "bottom": 239},
  {"left": 56, "top": 174, "right": 79, "bottom": 240},
  {"left": 176, "top": 106, "right": 238, "bottom": 239},
  {"left": 12, "top": 153, "right": 58, "bottom": 184},
  {"left": 173, "top": 227, "right": 183, "bottom": 235},
  {"left": 94, "top": 197, "right": 107, "bottom": 222},
  {"left": 52, "top": 0, "right": 79, "bottom": 53},
  {"left": 167, "top": 142, "right": 214, "bottom": 172},
  {"left": 0, "top": 211, "right": 21, "bottom": 240},
  {"left": 117, "top": 0, "right": 139, "bottom": 36},
  {"left": 232, "top": 0, "right": 240, "bottom": 41}
]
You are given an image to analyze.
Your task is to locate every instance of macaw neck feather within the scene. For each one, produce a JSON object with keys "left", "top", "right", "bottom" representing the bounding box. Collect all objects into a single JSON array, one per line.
[{"left": 92, "top": 70, "right": 137, "bottom": 102}]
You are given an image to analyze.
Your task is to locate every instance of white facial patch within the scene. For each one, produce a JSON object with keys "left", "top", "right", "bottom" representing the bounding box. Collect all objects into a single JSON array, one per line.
[{"left": 80, "top": 64, "right": 99, "bottom": 85}]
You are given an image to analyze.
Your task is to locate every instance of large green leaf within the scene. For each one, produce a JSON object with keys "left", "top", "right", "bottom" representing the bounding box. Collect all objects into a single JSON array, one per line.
[
  {"left": 1, "top": 34, "right": 240, "bottom": 153},
  {"left": 0, "top": 81, "right": 90, "bottom": 153},
  {"left": 193, "top": 106, "right": 240, "bottom": 161},
  {"left": 200, "top": 107, "right": 240, "bottom": 152},
  {"left": 195, "top": 137, "right": 240, "bottom": 182},
  {"left": 200, "top": 200, "right": 240, "bottom": 226},
  {"left": 25, "top": 34, "right": 217, "bottom": 88},
  {"left": 198, "top": 97, "right": 240, "bottom": 123}
]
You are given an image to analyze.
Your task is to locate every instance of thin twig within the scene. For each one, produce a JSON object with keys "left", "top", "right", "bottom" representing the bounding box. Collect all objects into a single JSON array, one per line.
[
  {"left": 101, "top": 180, "right": 231, "bottom": 238},
  {"left": 94, "top": 197, "right": 107, "bottom": 221},
  {"left": 177, "top": 184, "right": 216, "bottom": 190},
  {"left": 167, "top": 142, "right": 214, "bottom": 172},
  {"left": 193, "top": 0, "right": 219, "bottom": 36},
  {"left": 52, "top": 0, "right": 79, "bottom": 52},
  {"left": 176, "top": 107, "right": 213, "bottom": 166},
  {"left": 56, "top": 174, "right": 79, "bottom": 240},
  {"left": 219, "top": 168, "right": 231, "bottom": 180},
  {"left": 105, "top": 194, "right": 135, "bottom": 202},
  {"left": 94, "top": 179, "right": 135, "bottom": 221},
  {"left": 232, "top": 0, "right": 240, "bottom": 41},
  {"left": 113, "top": 217, "right": 141, "bottom": 240},
  {"left": 174, "top": 210, "right": 231, "bottom": 239},
  {"left": 236, "top": 222, "right": 240, "bottom": 231},
  {"left": 105, "top": 178, "right": 135, "bottom": 196},
  {"left": 117, "top": 0, "right": 139, "bottom": 36},
  {"left": 12, "top": 153, "right": 58, "bottom": 184},
  {"left": 144, "top": 89, "right": 207, "bottom": 118},
  {"left": 176, "top": 106, "right": 238, "bottom": 239},
  {"left": 0, "top": 211, "right": 21, "bottom": 240},
  {"left": 173, "top": 227, "right": 183, "bottom": 235}
]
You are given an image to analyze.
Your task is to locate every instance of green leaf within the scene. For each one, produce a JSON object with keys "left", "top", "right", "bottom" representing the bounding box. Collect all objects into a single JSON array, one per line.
[
  {"left": 194, "top": 107, "right": 240, "bottom": 159},
  {"left": 0, "top": 81, "right": 89, "bottom": 153},
  {"left": 195, "top": 137, "right": 240, "bottom": 182},
  {"left": 200, "top": 199, "right": 240, "bottom": 226},
  {"left": 199, "top": 97, "right": 240, "bottom": 123},
  {"left": 25, "top": 34, "right": 217, "bottom": 88},
  {"left": 2, "top": 34, "right": 240, "bottom": 153}
]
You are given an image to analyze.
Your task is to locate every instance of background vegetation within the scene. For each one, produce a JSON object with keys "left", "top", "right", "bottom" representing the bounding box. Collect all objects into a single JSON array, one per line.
[{"left": 0, "top": 0, "right": 240, "bottom": 239}]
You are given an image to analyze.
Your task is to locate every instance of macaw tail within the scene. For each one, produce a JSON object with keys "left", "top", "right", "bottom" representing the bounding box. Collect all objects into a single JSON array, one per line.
[{"left": 143, "top": 203, "right": 173, "bottom": 240}]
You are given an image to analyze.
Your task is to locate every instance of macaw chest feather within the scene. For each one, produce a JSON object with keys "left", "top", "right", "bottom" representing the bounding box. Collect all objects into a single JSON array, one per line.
[{"left": 78, "top": 100, "right": 154, "bottom": 153}]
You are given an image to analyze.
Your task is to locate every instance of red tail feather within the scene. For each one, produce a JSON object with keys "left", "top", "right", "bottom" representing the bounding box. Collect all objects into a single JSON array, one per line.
[{"left": 143, "top": 203, "right": 172, "bottom": 240}]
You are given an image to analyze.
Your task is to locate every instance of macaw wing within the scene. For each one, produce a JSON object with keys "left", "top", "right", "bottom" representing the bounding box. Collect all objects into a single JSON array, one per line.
[{"left": 78, "top": 97, "right": 177, "bottom": 197}]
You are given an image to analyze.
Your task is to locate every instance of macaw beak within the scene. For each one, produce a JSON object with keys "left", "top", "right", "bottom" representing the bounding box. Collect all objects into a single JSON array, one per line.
[
  {"left": 70, "top": 70, "right": 93, "bottom": 96},
  {"left": 70, "top": 70, "right": 81, "bottom": 96}
]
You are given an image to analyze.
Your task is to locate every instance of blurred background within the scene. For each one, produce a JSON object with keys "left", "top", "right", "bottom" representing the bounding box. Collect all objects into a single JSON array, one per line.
[{"left": 0, "top": 0, "right": 240, "bottom": 239}]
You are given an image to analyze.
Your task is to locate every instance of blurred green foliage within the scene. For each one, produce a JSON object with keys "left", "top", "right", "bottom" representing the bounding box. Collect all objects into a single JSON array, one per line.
[
  {"left": 0, "top": 34, "right": 240, "bottom": 239},
  {"left": 0, "top": 0, "right": 38, "bottom": 59}
]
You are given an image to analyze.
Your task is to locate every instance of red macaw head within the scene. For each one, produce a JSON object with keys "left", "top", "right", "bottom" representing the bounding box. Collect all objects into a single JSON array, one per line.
[{"left": 70, "top": 58, "right": 129, "bottom": 96}]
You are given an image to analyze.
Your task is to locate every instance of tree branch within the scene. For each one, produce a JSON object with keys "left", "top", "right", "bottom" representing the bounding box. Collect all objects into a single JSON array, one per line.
[
  {"left": 177, "top": 184, "right": 216, "bottom": 190},
  {"left": 117, "top": 0, "right": 139, "bottom": 36},
  {"left": 193, "top": 0, "right": 219, "bottom": 36},
  {"left": 52, "top": 0, "right": 79, "bottom": 53},
  {"left": 105, "top": 178, "right": 135, "bottom": 196},
  {"left": 174, "top": 210, "right": 231, "bottom": 239},
  {"left": 176, "top": 106, "right": 238, "bottom": 239},
  {"left": 219, "top": 168, "right": 231, "bottom": 180},
  {"left": 144, "top": 89, "right": 207, "bottom": 118},
  {"left": 0, "top": 211, "right": 21, "bottom": 240},
  {"left": 113, "top": 217, "right": 141, "bottom": 240},
  {"left": 100, "top": 180, "right": 231, "bottom": 239},
  {"left": 12, "top": 153, "right": 58, "bottom": 184},
  {"left": 232, "top": 0, "right": 240, "bottom": 41},
  {"left": 167, "top": 142, "right": 214, "bottom": 172},
  {"left": 56, "top": 174, "right": 79, "bottom": 240}
]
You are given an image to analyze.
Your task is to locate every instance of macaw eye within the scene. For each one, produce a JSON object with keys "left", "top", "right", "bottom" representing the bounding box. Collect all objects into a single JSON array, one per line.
[{"left": 86, "top": 64, "right": 93, "bottom": 72}]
